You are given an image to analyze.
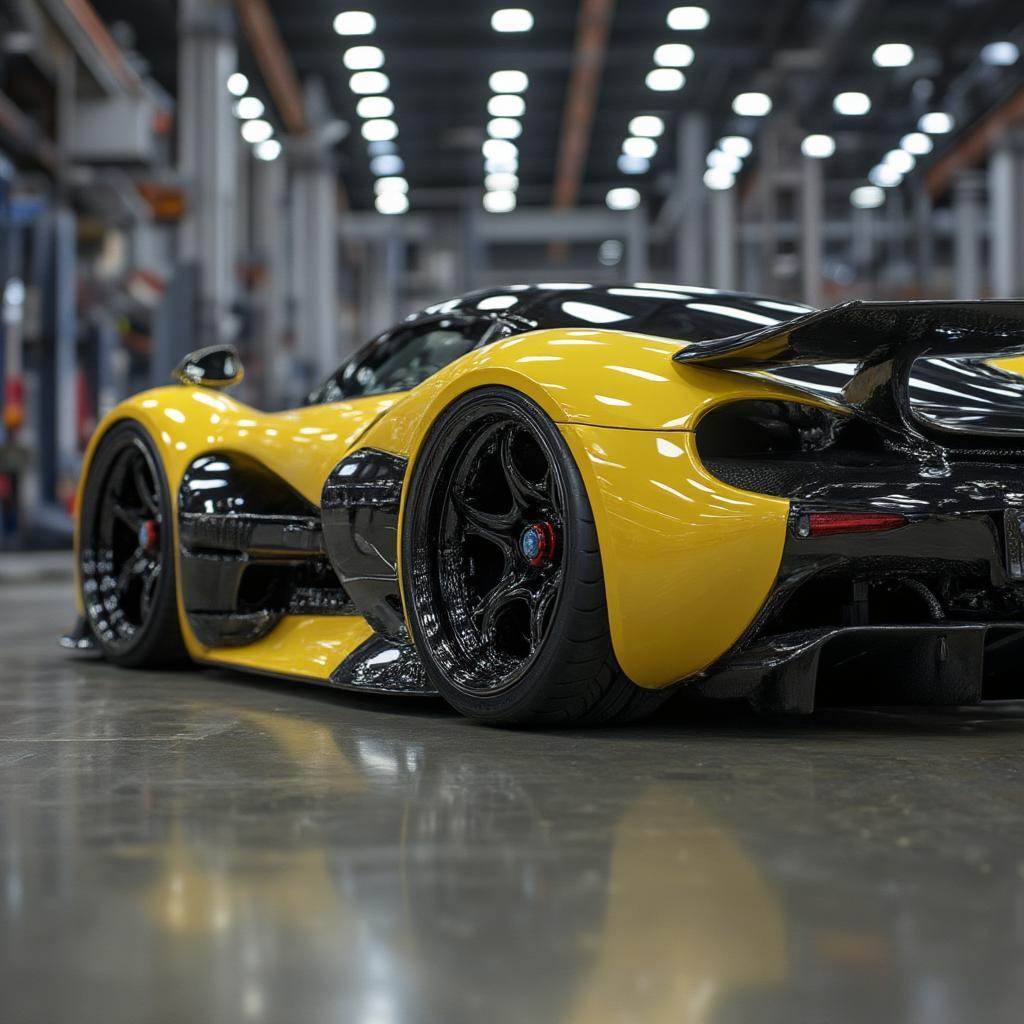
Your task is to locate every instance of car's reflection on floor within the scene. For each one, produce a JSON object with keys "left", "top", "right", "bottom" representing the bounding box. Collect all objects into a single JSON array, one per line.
[{"left": 3, "top": 583, "right": 1024, "bottom": 1024}]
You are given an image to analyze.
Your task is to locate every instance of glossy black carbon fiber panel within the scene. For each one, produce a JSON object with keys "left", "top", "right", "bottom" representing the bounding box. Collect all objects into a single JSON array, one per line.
[
  {"left": 321, "top": 448, "right": 409, "bottom": 640},
  {"left": 330, "top": 635, "right": 436, "bottom": 696}
]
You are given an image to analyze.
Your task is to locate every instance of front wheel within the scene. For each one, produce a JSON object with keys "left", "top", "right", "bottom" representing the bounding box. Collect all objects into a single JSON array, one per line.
[
  {"left": 401, "top": 387, "right": 667, "bottom": 726},
  {"left": 78, "top": 421, "right": 188, "bottom": 667}
]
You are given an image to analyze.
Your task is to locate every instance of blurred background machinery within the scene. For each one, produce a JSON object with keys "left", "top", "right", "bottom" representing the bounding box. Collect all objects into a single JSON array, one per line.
[{"left": 0, "top": 0, "right": 1022, "bottom": 548}]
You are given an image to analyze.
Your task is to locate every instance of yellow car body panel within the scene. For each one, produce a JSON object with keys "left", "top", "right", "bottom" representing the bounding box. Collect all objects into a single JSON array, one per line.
[{"left": 75, "top": 327, "right": 830, "bottom": 688}]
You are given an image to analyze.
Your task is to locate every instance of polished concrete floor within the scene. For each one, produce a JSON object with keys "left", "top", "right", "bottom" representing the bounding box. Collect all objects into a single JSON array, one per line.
[{"left": 2, "top": 580, "right": 1024, "bottom": 1024}]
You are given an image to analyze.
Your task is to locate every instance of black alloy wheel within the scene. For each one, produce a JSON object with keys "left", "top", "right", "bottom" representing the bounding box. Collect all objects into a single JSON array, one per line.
[
  {"left": 79, "top": 422, "right": 187, "bottom": 667},
  {"left": 403, "top": 386, "right": 668, "bottom": 726}
]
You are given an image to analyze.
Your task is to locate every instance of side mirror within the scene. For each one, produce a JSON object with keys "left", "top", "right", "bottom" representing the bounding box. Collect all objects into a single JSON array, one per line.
[{"left": 172, "top": 345, "right": 244, "bottom": 389}]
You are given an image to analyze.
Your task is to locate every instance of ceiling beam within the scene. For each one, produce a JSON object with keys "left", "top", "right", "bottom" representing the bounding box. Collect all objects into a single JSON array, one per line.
[
  {"left": 233, "top": 0, "right": 310, "bottom": 136},
  {"left": 925, "top": 86, "right": 1024, "bottom": 198},
  {"left": 42, "top": 0, "right": 142, "bottom": 94},
  {"left": 550, "top": 0, "right": 615, "bottom": 218}
]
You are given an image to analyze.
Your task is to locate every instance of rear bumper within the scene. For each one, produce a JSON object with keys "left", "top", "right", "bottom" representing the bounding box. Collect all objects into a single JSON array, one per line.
[{"left": 696, "top": 622, "right": 1024, "bottom": 713}]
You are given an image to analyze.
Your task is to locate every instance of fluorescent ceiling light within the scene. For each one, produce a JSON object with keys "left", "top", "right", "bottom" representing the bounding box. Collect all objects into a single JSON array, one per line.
[
  {"left": 227, "top": 73, "right": 249, "bottom": 97},
  {"left": 606, "top": 187, "right": 641, "bottom": 211},
  {"left": 373, "top": 176, "right": 409, "bottom": 195},
  {"left": 483, "top": 189, "right": 517, "bottom": 213},
  {"left": 349, "top": 71, "right": 389, "bottom": 95},
  {"left": 367, "top": 140, "right": 396, "bottom": 156},
  {"left": 482, "top": 138, "right": 518, "bottom": 161},
  {"left": 361, "top": 118, "right": 398, "bottom": 142},
  {"left": 706, "top": 149, "right": 741, "bottom": 173},
  {"left": 484, "top": 172, "right": 518, "bottom": 191},
  {"left": 334, "top": 11, "right": 375, "bottom": 35},
  {"left": 719, "top": 135, "right": 752, "bottom": 158},
  {"left": 617, "top": 154, "right": 649, "bottom": 174},
  {"left": 485, "top": 157, "right": 518, "bottom": 174},
  {"left": 234, "top": 96, "right": 264, "bottom": 119},
  {"left": 491, "top": 8, "right": 533, "bottom": 32},
  {"left": 654, "top": 43, "right": 694, "bottom": 67},
  {"left": 851, "top": 185, "right": 885, "bottom": 209},
  {"left": 919, "top": 111, "right": 954, "bottom": 133},
  {"left": 487, "top": 117, "right": 522, "bottom": 139},
  {"left": 869, "top": 164, "right": 902, "bottom": 187},
  {"left": 370, "top": 154, "right": 404, "bottom": 176},
  {"left": 375, "top": 192, "right": 409, "bottom": 215},
  {"left": 666, "top": 6, "right": 709, "bottom": 30},
  {"left": 489, "top": 69, "right": 529, "bottom": 93},
  {"left": 981, "top": 41, "right": 1019, "bottom": 66},
  {"left": 646, "top": 68, "right": 685, "bottom": 91},
  {"left": 872, "top": 43, "right": 914, "bottom": 67},
  {"left": 703, "top": 167, "right": 735, "bottom": 190},
  {"left": 253, "top": 139, "right": 281, "bottom": 161},
  {"left": 883, "top": 149, "right": 915, "bottom": 174},
  {"left": 833, "top": 91, "right": 871, "bottom": 115},
  {"left": 900, "top": 131, "right": 933, "bottom": 155},
  {"left": 622, "top": 136, "right": 657, "bottom": 159},
  {"left": 801, "top": 133, "right": 835, "bottom": 158},
  {"left": 488, "top": 94, "right": 525, "bottom": 117},
  {"left": 628, "top": 115, "right": 664, "bottom": 138},
  {"left": 732, "top": 92, "right": 772, "bottom": 116},
  {"left": 344, "top": 45, "right": 384, "bottom": 70},
  {"left": 357, "top": 96, "right": 394, "bottom": 119},
  {"left": 241, "top": 119, "right": 273, "bottom": 144}
]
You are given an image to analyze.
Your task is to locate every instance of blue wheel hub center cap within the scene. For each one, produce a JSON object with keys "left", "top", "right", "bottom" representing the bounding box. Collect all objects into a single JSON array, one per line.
[{"left": 519, "top": 522, "right": 555, "bottom": 567}]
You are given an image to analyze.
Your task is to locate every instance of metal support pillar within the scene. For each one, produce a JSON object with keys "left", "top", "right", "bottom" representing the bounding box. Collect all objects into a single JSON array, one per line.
[
  {"left": 674, "top": 113, "right": 708, "bottom": 286},
  {"left": 252, "top": 154, "right": 287, "bottom": 407},
  {"left": 953, "top": 171, "right": 986, "bottom": 299},
  {"left": 988, "top": 126, "right": 1024, "bottom": 298},
  {"left": 290, "top": 156, "right": 340, "bottom": 374},
  {"left": 360, "top": 237, "right": 404, "bottom": 340},
  {"left": 709, "top": 188, "right": 737, "bottom": 290},
  {"left": 851, "top": 207, "right": 875, "bottom": 285},
  {"left": 624, "top": 206, "right": 649, "bottom": 283},
  {"left": 177, "top": 0, "right": 238, "bottom": 346},
  {"left": 912, "top": 186, "right": 936, "bottom": 294},
  {"left": 799, "top": 156, "right": 824, "bottom": 307}
]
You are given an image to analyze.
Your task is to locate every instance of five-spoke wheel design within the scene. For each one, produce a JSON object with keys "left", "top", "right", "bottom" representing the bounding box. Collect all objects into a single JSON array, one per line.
[
  {"left": 79, "top": 422, "right": 185, "bottom": 666},
  {"left": 81, "top": 438, "right": 163, "bottom": 646}
]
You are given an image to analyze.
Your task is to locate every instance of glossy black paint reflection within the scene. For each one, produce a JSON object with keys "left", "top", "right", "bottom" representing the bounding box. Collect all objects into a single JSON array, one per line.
[
  {"left": 178, "top": 454, "right": 346, "bottom": 648},
  {"left": 321, "top": 448, "right": 408, "bottom": 639},
  {"left": 330, "top": 635, "right": 436, "bottom": 696}
]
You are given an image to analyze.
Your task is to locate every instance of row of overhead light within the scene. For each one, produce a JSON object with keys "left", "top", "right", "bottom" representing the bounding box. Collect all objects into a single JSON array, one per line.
[
  {"left": 481, "top": 10, "right": 534, "bottom": 212},
  {"left": 335, "top": 10, "right": 410, "bottom": 214},
  {"left": 605, "top": 7, "right": 709, "bottom": 212},
  {"left": 226, "top": 73, "right": 281, "bottom": 161},
  {"left": 845, "top": 40, "right": 1021, "bottom": 209}
]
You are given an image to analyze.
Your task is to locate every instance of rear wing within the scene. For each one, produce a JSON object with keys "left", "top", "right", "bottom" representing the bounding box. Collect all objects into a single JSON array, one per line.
[{"left": 673, "top": 300, "right": 1024, "bottom": 448}]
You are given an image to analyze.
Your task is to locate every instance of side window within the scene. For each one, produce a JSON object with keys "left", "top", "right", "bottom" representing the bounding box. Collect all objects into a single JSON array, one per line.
[{"left": 312, "top": 316, "right": 494, "bottom": 403}]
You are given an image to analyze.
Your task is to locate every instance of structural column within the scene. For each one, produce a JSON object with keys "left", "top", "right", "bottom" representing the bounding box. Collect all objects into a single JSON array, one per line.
[
  {"left": 952, "top": 171, "right": 986, "bottom": 299},
  {"left": 799, "top": 155, "right": 824, "bottom": 307},
  {"left": 988, "top": 126, "right": 1024, "bottom": 297},
  {"left": 252, "top": 153, "right": 288, "bottom": 407},
  {"left": 177, "top": 0, "right": 238, "bottom": 347},
  {"left": 674, "top": 113, "right": 708, "bottom": 286},
  {"left": 289, "top": 146, "right": 340, "bottom": 376},
  {"left": 708, "top": 188, "right": 737, "bottom": 290}
]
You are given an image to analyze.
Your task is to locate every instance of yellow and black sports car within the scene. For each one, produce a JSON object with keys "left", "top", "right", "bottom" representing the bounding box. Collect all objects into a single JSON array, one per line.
[{"left": 64, "top": 284, "right": 1024, "bottom": 725}]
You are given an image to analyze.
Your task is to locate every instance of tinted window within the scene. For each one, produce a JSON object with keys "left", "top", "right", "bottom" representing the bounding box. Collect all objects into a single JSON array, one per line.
[{"left": 311, "top": 316, "right": 494, "bottom": 402}]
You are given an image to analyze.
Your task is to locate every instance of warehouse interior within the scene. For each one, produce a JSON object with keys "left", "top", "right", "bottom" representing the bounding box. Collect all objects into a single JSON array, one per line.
[{"left": 3, "top": 1, "right": 1024, "bottom": 1021}]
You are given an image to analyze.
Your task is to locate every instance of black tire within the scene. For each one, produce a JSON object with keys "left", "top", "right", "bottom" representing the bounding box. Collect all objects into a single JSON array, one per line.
[
  {"left": 78, "top": 421, "right": 189, "bottom": 668},
  {"left": 401, "top": 386, "right": 669, "bottom": 726}
]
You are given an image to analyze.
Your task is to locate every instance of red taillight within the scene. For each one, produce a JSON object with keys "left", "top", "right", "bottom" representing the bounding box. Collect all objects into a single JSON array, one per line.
[{"left": 795, "top": 511, "right": 907, "bottom": 538}]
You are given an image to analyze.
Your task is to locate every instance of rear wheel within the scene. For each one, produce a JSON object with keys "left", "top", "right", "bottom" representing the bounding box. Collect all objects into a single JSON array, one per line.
[
  {"left": 79, "top": 421, "right": 187, "bottom": 667},
  {"left": 402, "top": 387, "right": 668, "bottom": 726}
]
